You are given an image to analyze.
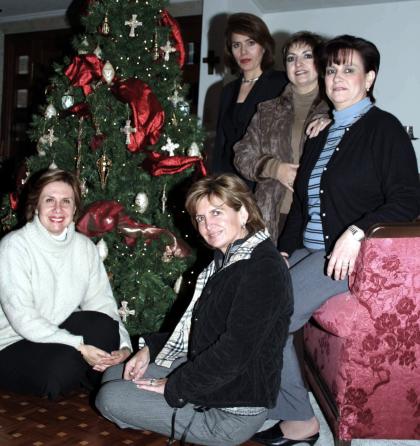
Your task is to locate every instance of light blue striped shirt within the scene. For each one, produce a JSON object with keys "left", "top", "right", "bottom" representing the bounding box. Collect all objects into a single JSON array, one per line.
[{"left": 303, "top": 98, "right": 373, "bottom": 250}]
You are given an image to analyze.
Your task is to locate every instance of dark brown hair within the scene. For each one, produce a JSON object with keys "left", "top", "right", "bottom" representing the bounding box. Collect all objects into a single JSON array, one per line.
[
  {"left": 282, "top": 31, "right": 325, "bottom": 68},
  {"left": 319, "top": 34, "right": 380, "bottom": 102},
  {"left": 224, "top": 13, "right": 275, "bottom": 73},
  {"left": 24, "top": 168, "right": 82, "bottom": 222},
  {"left": 185, "top": 174, "right": 266, "bottom": 235}
]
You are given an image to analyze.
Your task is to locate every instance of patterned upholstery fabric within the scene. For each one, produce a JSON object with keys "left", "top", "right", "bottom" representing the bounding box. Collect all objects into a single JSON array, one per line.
[{"left": 304, "top": 236, "right": 420, "bottom": 441}]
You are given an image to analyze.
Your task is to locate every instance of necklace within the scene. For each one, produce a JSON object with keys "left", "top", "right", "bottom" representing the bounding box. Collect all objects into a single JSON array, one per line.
[{"left": 242, "top": 75, "right": 260, "bottom": 83}]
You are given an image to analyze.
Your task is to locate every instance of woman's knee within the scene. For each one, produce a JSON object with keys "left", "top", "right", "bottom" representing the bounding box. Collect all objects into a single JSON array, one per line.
[
  {"left": 96, "top": 381, "right": 130, "bottom": 426},
  {"left": 62, "top": 311, "right": 120, "bottom": 351}
]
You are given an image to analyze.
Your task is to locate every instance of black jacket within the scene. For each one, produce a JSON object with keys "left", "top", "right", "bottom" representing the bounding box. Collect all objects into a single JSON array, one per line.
[
  {"left": 145, "top": 238, "right": 292, "bottom": 409},
  {"left": 279, "top": 106, "right": 420, "bottom": 255},
  {"left": 212, "top": 69, "right": 288, "bottom": 185}
]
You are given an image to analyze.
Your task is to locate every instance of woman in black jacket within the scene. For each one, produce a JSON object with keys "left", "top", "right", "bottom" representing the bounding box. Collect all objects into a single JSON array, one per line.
[
  {"left": 211, "top": 13, "right": 288, "bottom": 188},
  {"left": 253, "top": 35, "right": 420, "bottom": 446},
  {"left": 96, "top": 174, "right": 293, "bottom": 446}
]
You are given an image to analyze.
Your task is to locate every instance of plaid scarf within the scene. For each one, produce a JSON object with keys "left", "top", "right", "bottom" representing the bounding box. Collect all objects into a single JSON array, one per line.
[{"left": 154, "top": 230, "right": 269, "bottom": 368}]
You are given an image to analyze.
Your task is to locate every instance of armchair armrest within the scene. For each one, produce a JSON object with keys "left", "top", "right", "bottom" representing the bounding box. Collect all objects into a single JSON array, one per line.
[{"left": 367, "top": 221, "right": 420, "bottom": 238}]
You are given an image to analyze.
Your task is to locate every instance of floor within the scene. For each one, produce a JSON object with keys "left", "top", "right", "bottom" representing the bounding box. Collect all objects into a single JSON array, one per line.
[
  {"left": 1, "top": 388, "right": 417, "bottom": 446},
  {"left": 0, "top": 388, "right": 260, "bottom": 446}
]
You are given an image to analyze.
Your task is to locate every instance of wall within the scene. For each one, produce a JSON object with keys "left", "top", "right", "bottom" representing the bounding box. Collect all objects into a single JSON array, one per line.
[
  {"left": 198, "top": 0, "right": 420, "bottom": 164},
  {"left": 263, "top": 0, "right": 420, "bottom": 162}
]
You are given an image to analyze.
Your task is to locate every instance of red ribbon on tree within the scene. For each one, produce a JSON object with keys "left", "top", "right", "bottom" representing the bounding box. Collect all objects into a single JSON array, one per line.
[
  {"left": 68, "top": 103, "right": 91, "bottom": 117},
  {"left": 143, "top": 151, "right": 207, "bottom": 177},
  {"left": 9, "top": 192, "right": 19, "bottom": 211},
  {"left": 77, "top": 200, "right": 191, "bottom": 258},
  {"left": 64, "top": 54, "right": 104, "bottom": 95},
  {"left": 112, "top": 78, "right": 165, "bottom": 152},
  {"left": 161, "top": 9, "right": 185, "bottom": 68}
]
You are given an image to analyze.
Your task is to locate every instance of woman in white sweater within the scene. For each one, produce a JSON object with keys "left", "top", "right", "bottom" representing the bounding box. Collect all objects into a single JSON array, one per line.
[{"left": 0, "top": 169, "right": 132, "bottom": 399}]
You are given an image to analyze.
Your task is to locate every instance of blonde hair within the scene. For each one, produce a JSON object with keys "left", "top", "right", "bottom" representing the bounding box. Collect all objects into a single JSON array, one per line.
[{"left": 185, "top": 174, "right": 265, "bottom": 234}]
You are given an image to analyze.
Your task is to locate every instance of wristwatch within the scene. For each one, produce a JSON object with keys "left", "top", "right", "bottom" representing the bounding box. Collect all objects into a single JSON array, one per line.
[{"left": 348, "top": 225, "right": 365, "bottom": 241}]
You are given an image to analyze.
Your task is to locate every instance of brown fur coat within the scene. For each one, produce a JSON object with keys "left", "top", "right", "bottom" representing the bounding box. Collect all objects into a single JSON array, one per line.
[{"left": 234, "top": 84, "right": 329, "bottom": 242}]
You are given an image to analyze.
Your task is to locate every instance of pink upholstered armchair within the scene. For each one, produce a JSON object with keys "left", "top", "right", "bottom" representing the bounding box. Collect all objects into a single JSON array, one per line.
[{"left": 303, "top": 222, "right": 420, "bottom": 446}]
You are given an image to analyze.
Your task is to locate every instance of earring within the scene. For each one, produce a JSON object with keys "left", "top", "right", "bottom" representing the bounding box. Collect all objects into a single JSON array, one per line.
[
  {"left": 241, "top": 222, "right": 246, "bottom": 229},
  {"left": 366, "top": 86, "right": 370, "bottom": 92},
  {"left": 35, "top": 209, "right": 39, "bottom": 215}
]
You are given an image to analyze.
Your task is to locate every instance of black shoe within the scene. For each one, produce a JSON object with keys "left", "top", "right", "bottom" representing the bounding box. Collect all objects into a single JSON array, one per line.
[{"left": 252, "top": 423, "right": 319, "bottom": 446}]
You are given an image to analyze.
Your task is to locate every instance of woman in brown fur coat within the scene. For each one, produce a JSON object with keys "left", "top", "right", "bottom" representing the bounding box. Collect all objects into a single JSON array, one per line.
[{"left": 234, "top": 31, "right": 329, "bottom": 242}]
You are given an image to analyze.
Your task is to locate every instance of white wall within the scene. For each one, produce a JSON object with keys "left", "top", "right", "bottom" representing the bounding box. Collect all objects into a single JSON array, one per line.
[{"left": 198, "top": 0, "right": 420, "bottom": 164}]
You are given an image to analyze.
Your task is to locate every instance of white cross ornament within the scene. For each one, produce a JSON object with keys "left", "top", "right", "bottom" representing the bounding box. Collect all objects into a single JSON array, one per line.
[
  {"left": 160, "top": 40, "right": 176, "bottom": 61},
  {"left": 118, "top": 300, "right": 135, "bottom": 323},
  {"left": 125, "top": 14, "right": 142, "bottom": 37},
  {"left": 120, "top": 119, "right": 136, "bottom": 145},
  {"left": 161, "top": 137, "right": 179, "bottom": 157},
  {"left": 39, "top": 128, "right": 58, "bottom": 147},
  {"left": 169, "top": 89, "right": 182, "bottom": 107}
]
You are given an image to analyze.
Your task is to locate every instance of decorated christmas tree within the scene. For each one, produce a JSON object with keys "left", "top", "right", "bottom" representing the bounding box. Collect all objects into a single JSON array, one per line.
[{"left": 0, "top": 0, "right": 206, "bottom": 334}]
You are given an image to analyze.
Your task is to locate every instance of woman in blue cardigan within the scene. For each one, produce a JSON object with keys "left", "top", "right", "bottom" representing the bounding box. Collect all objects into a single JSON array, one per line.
[{"left": 254, "top": 35, "right": 420, "bottom": 446}]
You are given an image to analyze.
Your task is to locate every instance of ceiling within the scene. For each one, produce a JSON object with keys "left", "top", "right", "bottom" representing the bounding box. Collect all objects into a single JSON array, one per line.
[{"left": 0, "top": 0, "right": 415, "bottom": 22}]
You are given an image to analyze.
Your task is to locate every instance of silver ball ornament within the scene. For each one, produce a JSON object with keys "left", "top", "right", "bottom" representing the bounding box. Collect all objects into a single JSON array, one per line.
[{"left": 134, "top": 192, "right": 149, "bottom": 214}]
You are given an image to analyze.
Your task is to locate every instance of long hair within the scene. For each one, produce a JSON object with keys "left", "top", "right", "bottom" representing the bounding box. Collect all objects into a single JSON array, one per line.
[
  {"left": 24, "top": 168, "right": 82, "bottom": 222},
  {"left": 185, "top": 174, "right": 266, "bottom": 235}
]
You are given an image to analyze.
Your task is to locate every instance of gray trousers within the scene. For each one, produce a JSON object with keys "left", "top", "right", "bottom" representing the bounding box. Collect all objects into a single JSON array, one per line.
[
  {"left": 268, "top": 248, "right": 349, "bottom": 421},
  {"left": 96, "top": 358, "right": 267, "bottom": 446}
]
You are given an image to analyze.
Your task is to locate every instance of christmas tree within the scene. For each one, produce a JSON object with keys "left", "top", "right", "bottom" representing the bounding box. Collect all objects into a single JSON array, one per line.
[{"left": 0, "top": 0, "right": 205, "bottom": 335}]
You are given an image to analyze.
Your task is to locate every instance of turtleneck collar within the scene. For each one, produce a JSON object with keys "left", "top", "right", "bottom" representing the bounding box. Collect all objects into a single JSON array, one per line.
[
  {"left": 26, "top": 215, "right": 76, "bottom": 252},
  {"left": 333, "top": 97, "right": 372, "bottom": 125}
]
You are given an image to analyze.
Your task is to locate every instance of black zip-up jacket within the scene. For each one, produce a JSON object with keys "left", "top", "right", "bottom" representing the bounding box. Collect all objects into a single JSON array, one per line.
[
  {"left": 144, "top": 238, "right": 292, "bottom": 409},
  {"left": 279, "top": 106, "right": 420, "bottom": 255}
]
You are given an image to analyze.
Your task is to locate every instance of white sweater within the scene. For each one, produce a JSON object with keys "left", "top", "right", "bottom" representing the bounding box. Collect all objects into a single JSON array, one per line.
[{"left": 0, "top": 216, "right": 131, "bottom": 352}]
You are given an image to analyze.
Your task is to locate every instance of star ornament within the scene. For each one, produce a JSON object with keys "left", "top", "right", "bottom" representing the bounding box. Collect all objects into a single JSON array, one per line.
[{"left": 161, "top": 137, "right": 179, "bottom": 156}]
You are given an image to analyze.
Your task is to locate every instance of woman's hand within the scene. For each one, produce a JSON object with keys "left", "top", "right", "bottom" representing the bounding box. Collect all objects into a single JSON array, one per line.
[
  {"left": 92, "top": 347, "right": 131, "bottom": 372},
  {"left": 78, "top": 344, "right": 112, "bottom": 367},
  {"left": 306, "top": 117, "right": 331, "bottom": 138},
  {"left": 275, "top": 163, "right": 299, "bottom": 192},
  {"left": 326, "top": 230, "right": 362, "bottom": 280},
  {"left": 134, "top": 377, "right": 167, "bottom": 395},
  {"left": 123, "top": 347, "right": 150, "bottom": 381}
]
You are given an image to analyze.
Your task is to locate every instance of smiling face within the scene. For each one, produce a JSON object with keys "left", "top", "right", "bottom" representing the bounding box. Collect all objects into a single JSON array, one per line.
[
  {"left": 194, "top": 195, "right": 249, "bottom": 253},
  {"left": 37, "top": 181, "right": 76, "bottom": 235},
  {"left": 285, "top": 43, "right": 318, "bottom": 94},
  {"left": 231, "top": 32, "right": 265, "bottom": 79},
  {"left": 325, "top": 49, "right": 375, "bottom": 110}
]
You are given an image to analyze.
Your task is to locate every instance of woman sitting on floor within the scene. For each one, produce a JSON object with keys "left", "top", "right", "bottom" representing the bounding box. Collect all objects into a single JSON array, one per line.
[
  {"left": 96, "top": 174, "right": 293, "bottom": 446},
  {"left": 0, "top": 168, "right": 132, "bottom": 399}
]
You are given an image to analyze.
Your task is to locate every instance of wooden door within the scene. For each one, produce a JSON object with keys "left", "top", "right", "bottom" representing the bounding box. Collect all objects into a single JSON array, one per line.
[{"left": 0, "top": 29, "right": 75, "bottom": 190}]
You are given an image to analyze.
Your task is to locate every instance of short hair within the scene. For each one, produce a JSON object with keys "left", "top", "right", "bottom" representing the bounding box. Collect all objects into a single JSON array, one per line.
[
  {"left": 224, "top": 13, "right": 275, "bottom": 73},
  {"left": 319, "top": 34, "right": 380, "bottom": 102},
  {"left": 282, "top": 31, "right": 325, "bottom": 68},
  {"left": 24, "top": 168, "right": 82, "bottom": 222},
  {"left": 185, "top": 174, "right": 266, "bottom": 235}
]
